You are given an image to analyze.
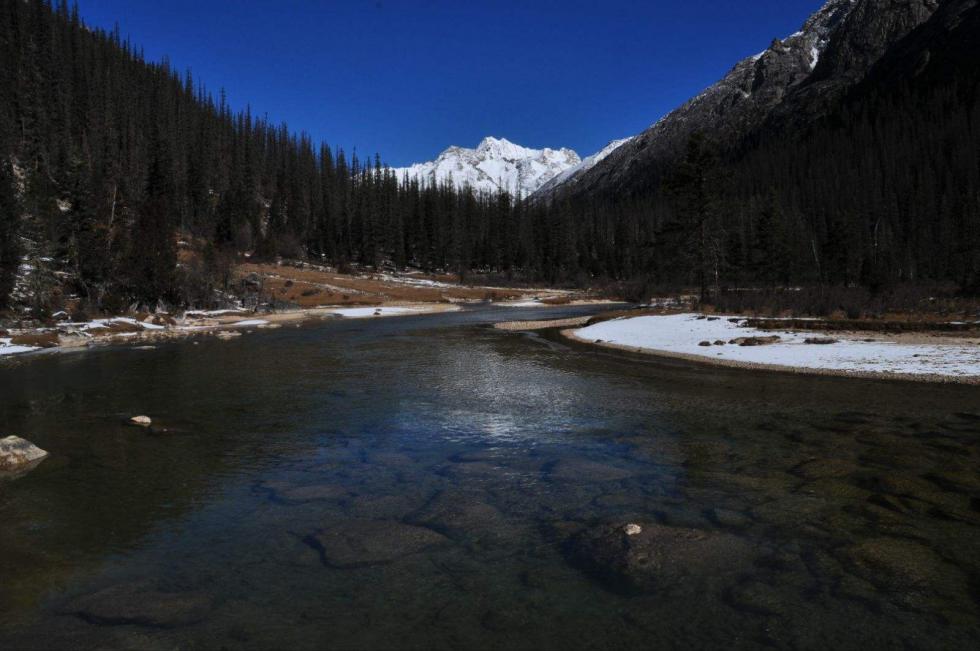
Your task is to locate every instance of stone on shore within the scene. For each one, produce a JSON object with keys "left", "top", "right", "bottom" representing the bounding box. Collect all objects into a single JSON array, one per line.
[
  {"left": 0, "top": 436, "right": 49, "bottom": 475},
  {"left": 729, "top": 335, "right": 781, "bottom": 347}
]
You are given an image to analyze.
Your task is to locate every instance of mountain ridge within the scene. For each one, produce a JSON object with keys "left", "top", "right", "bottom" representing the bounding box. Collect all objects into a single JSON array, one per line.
[{"left": 532, "top": 0, "right": 939, "bottom": 202}]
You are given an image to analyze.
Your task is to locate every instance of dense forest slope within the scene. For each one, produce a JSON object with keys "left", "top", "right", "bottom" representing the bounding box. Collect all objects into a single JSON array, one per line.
[{"left": 728, "top": 0, "right": 980, "bottom": 291}]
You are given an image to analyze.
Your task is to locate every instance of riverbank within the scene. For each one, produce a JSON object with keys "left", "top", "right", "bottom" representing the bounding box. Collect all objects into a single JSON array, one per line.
[
  {"left": 558, "top": 313, "right": 980, "bottom": 384},
  {"left": 0, "top": 303, "right": 464, "bottom": 360},
  {"left": 1, "top": 263, "right": 612, "bottom": 361}
]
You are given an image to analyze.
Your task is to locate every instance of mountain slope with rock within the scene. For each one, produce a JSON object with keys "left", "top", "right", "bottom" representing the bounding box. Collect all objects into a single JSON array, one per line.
[{"left": 534, "top": 0, "right": 940, "bottom": 201}]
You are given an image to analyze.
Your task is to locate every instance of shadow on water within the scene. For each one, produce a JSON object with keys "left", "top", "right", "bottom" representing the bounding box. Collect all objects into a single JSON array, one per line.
[{"left": 0, "top": 306, "right": 978, "bottom": 649}]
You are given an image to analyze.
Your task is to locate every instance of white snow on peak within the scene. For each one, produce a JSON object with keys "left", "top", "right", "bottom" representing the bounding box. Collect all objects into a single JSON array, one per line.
[{"left": 391, "top": 136, "right": 581, "bottom": 198}]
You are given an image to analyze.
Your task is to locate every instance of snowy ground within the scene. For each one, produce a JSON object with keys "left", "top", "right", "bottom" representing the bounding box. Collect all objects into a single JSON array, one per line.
[
  {"left": 572, "top": 313, "right": 980, "bottom": 380},
  {"left": 65, "top": 317, "right": 167, "bottom": 332},
  {"left": 494, "top": 300, "right": 555, "bottom": 307},
  {"left": 373, "top": 273, "right": 458, "bottom": 289},
  {"left": 0, "top": 339, "right": 40, "bottom": 357}
]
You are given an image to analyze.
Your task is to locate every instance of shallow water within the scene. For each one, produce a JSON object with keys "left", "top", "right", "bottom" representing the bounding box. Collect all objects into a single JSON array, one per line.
[{"left": 0, "top": 306, "right": 978, "bottom": 649}]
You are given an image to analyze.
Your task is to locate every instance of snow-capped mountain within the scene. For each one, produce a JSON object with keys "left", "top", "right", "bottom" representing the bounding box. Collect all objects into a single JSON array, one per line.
[
  {"left": 392, "top": 137, "right": 580, "bottom": 197},
  {"left": 535, "top": 137, "right": 635, "bottom": 196}
]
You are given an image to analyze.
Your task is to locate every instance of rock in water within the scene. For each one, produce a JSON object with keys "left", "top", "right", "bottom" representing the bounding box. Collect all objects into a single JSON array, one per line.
[
  {"left": 129, "top": 415, "right": 152, "bottom": 427},
  {"left": 564, "top": 522, "right": 756, "bottom": 594},
  {"left": 0, "top": 436, "right": 49, "bottom": 475},
  {"left": 305, "top": 520, "right": 448, "bottom": 568},
  {"left": 546, "top": 459, "right": 636, "bottom": 482},
  {"left": 62, "top": 581, "right": 213, "bottom": 627},
  {"left": 408, "top": 491, "right": 524, "bottom": 548}
]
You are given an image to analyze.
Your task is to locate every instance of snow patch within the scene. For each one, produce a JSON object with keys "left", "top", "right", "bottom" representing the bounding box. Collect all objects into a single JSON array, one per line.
[
  {"left": 0, "top": 339, "right": 40, "bottom": 357},
  {"left": 574, "top": 314, "right": 980, "bottom": 378},
  {"left": 330, "top": 307, "right": 423, "bottom": 318}
]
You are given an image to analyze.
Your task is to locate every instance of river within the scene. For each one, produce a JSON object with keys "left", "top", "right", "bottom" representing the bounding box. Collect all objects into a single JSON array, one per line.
[{"left": 0, "top": 306, "right": 977, "bottom": 649}]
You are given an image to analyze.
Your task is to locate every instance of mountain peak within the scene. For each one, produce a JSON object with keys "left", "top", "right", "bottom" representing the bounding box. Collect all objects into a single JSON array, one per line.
[
  {"left": 477, "top": 135, "right": 514, "bottom": 150},
  {"left": 394, "top": 137, "right": 580, "bottom": 197}
]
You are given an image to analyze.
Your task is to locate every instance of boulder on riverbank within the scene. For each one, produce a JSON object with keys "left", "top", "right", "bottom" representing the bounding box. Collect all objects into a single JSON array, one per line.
[
  {"left": 0, "top": 436, "right": 49, "bottom": 476},
  {"left": 564, "top": 522, "right": 756, "bottom": 594}
]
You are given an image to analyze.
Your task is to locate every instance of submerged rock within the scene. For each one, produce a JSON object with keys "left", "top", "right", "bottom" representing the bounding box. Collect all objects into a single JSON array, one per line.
[
  {"left": 305, "top": 520, "right": 448, "bottom": 568},
  {"left": 564, "top": 522, "right": 755, "bottom": 594},
  {"left": 0, "top": 435, "right": 49, "bottom": 476},
  {"left": 261, "top": 480, "right": 348, "bottom": 503},
  {"left": 839, "top": 537, "right": 964, "bottom": 593},
  {"left": 409, "top": 492, "right": 523, "bottom": 548},
  {"left": 545, "top": 459, "right": 636, "bottom": 482},
  {"left": 791, "top": 458, "right": 857, "bottom": 480},
  {"left": 706, "top": 507, "right": 751, "bottom": 529},
  {"left": 726, "top": 580, "right": 790, "bottom": 615},
  {"left": 345, "top": 493, "right": 423, "bottom": 519},
  {"left": 62, "top": 581, "right": 213, "bottom": 628}
]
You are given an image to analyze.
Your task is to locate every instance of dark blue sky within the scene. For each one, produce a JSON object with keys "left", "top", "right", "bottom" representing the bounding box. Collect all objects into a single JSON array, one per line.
[{"left": 78, "top": 0, "right": 822, "bottom": 166}]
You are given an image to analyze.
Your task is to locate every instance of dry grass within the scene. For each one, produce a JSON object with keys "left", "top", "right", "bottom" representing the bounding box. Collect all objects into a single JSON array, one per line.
[{"left": 235, "top": 263, "right": 530, "bottom": 307}]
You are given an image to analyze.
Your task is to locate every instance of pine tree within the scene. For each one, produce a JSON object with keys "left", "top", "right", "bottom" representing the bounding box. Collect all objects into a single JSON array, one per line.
[
  {"left": 664, "top": 133, "right": 724, "bottom": 302},
  {"left": 0, "top": 159, "right": 21, "bottom": 308},
  {"left": 125, "top": 136, "right": 177, "bottom": 307}
]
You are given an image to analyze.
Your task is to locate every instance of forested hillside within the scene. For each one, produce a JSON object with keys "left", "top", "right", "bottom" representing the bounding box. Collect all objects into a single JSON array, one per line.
[
  {"left": 0, "top": 0, "right": 977, "bottom": 319},
  {"left": 0, "top": 0, "right": 537, "bottom": 315},
  {"left": 536, "top": 0, "right": 979, "bottom": 303}
]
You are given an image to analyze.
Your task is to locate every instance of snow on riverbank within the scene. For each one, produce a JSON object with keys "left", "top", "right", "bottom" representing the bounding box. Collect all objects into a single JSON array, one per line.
[
  {"left": 0, "top": 339, "right": 39, "bottom": 357},
  {"left": 495, "top": 300, "right": 553, "bottom": 307},
  {"left": 70, "top": 317, "right": 166, "bottom": 332},
  {"left": 572, "top": 314, "right": 980, "bottom": 380},
  {"left": 329, "top": 306, "right": 430, "bottom": 318}
]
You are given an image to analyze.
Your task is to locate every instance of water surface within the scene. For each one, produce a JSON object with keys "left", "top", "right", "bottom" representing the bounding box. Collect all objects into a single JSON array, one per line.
[{"left": 0, "top": 306, "right": 978, "bottom": 649}]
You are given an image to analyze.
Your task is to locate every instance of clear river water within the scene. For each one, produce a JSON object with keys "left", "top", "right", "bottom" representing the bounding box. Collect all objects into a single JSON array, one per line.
[{"left": 0, "top": 305, "right": 978, "bottom": 649}]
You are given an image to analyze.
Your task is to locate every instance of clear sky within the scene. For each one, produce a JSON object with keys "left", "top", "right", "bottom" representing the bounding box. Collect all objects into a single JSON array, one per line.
[{"left": 77, "top": 0, "right": 824, "bottom": 166}]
